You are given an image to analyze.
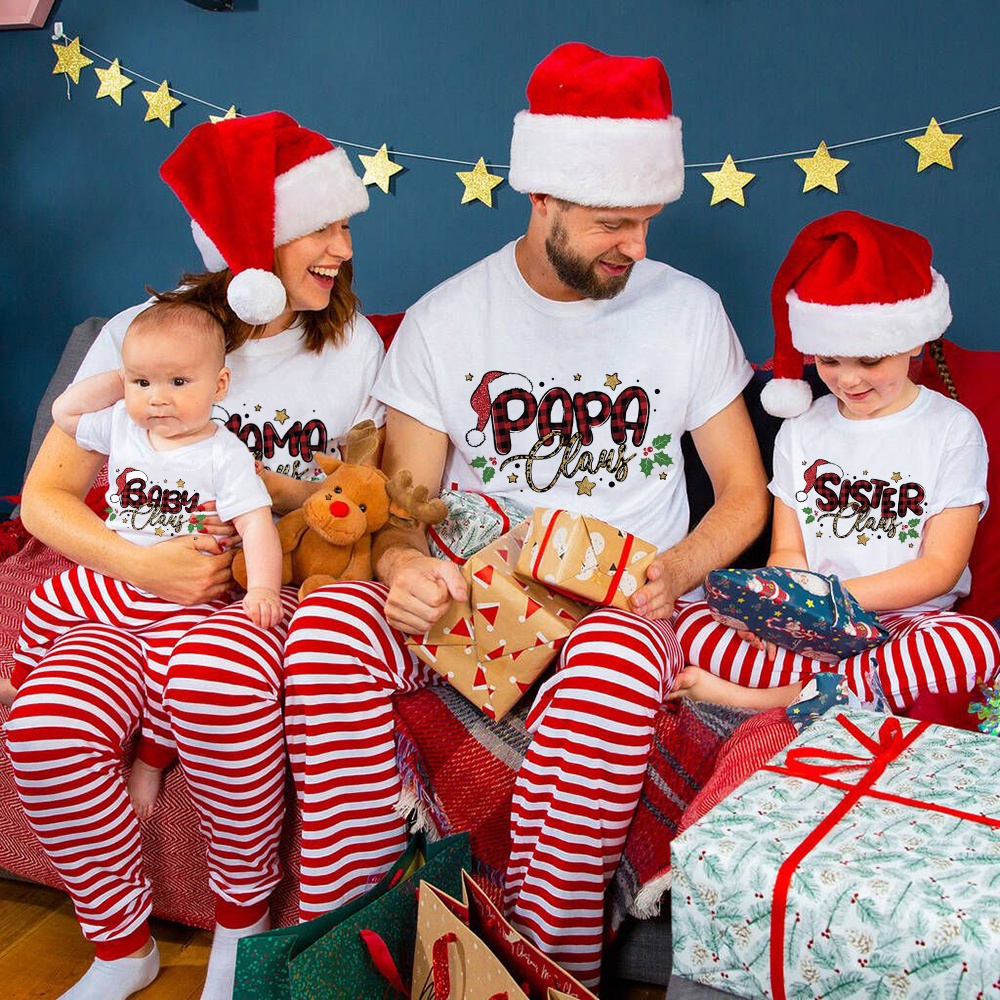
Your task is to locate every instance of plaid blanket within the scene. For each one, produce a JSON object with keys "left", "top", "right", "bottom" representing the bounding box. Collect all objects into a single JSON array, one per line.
[{"left": 393, "top": 683, "right": 797, "bottom": 934}]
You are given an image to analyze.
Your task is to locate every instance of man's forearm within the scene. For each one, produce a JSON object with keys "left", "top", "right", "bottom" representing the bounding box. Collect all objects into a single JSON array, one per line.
[{"left": 372, "top": 522, "right": 431, "bottom": 585}]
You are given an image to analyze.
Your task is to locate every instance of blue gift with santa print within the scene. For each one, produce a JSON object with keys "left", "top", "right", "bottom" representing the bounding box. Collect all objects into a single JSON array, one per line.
[{"left": 705, "top": 566, "right": 889, "bottom": 663}]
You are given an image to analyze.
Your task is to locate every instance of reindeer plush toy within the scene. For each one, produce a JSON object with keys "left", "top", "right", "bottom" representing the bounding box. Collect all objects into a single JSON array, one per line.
[{"left": 233, "top": 421, "right": 447, "bottom": 600}]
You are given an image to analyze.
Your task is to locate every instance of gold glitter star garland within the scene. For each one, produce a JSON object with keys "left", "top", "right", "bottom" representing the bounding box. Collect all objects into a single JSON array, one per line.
[{"left": 50, "top": 28, "right": 996, "bottom": 208}]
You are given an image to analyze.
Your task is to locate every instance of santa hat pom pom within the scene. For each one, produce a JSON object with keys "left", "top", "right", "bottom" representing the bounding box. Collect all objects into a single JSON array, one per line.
[
  {"left": 227, "top": 268, "right": 287, "bottom": 326},
  {"left": 760, "top": 378, "right": 813, "bottom": 419}
]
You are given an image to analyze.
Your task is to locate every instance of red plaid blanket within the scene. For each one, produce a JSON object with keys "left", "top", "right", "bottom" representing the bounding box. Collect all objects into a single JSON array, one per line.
[{"left": 393, "top": 684, "right": 797, "bottom": 933}]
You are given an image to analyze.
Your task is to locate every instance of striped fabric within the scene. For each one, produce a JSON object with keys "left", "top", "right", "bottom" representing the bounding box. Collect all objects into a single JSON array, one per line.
[
  {"left": 283, "top": 581, "right": 685, "bottom": 989},
  {"left": 674, "top": 600, "right": 1000, "bottom": 711}
]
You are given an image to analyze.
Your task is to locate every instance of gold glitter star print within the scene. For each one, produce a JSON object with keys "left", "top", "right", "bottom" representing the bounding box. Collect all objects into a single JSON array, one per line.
[{"left": 456, "top": 158, "right": 504, "bottom": 207}]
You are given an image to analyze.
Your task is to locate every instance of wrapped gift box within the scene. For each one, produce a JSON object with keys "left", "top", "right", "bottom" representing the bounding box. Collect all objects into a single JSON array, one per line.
[
  {"left": 408, "top": 522, "right": 587, "bottom": 720},
  {"left": 705, "top": 566, "right": 888, "bottom": 663},
  {"left": 671, "top": 710, "right": 1000, "bottom": 999},
  {"left": 515, "top": 508, "right": 656, "bottom": 610},
  {"left": 427, "top": 489, "right": 531, "bottom": 565}
]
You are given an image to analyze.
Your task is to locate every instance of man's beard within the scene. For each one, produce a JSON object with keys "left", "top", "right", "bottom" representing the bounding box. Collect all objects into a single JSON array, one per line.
[{"left": 545, "top": 216, "right": 634, "bottom": 300}]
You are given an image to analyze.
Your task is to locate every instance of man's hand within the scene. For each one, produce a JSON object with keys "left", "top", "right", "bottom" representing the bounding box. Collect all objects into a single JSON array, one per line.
[
  {"left": 629, "top": 553, "right": 679, "bottom": 620},
  {"left": 384, "top": 555, "right": 468, "bottom": 634},
  {"left": 132, "top": 534, "right": 235, "bottom": 605}
]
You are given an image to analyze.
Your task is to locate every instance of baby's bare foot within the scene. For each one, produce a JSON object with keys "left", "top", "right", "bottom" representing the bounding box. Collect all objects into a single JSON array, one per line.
[{"left": 128, "top": 760, "right": 164, "bottom": 821}]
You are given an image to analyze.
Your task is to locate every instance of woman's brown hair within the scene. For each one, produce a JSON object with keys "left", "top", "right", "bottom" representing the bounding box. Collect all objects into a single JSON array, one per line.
[{"left": 152, "top": 261, "right": 361, "bottom": 354}]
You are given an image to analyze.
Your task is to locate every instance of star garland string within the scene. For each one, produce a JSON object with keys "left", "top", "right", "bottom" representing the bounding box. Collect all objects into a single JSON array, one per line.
[{"left": 49, "top": 27, "right": 997, "bottom": 209}]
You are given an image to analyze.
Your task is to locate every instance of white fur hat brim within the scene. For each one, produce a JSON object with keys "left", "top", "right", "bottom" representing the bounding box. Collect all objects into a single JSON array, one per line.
[
  {"left": 508, "top": 110, "right": 684, "bottom": 206},
  {"left": 788, "top": 269, "right": 952, "bottom": 357}
]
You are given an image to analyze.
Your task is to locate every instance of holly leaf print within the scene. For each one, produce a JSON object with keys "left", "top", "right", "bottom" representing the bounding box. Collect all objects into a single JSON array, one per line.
[
  {"left": 640, "top": 457, "right": 654, "bottom": 477},
  {"left": 470, "top": 455, "right": 486, "bottom": 468},
  {"left": 481, "top": 467, "right": 495, "bottom": 484},
  {"left": 652, "top": 433, "right": 672, "bottom": 449},
  {"left": 802, "top": 506, "right": 815, "bottom": 524},
  {"left": 104, "top": 507, "right": 117, "bottom": 522},
  {"left": 908, "top": 518, "right": 920, "bottom": 528},
  {"left": 653, "top": 452, "right": 673, "bottom": 467}
]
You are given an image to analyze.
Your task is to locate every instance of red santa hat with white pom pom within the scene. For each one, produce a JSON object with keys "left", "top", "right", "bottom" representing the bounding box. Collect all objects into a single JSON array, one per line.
[
  {"left": 761, "top": 210, "right": 952, "bottom": 418},
  {"left": 159, "top": 111, "right": 369, "bottom": 326}
]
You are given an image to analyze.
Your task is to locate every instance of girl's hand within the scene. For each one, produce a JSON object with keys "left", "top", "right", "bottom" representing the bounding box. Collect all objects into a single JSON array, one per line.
[{"left": 738, "top": 628, "right": 778, "bottom": 661}]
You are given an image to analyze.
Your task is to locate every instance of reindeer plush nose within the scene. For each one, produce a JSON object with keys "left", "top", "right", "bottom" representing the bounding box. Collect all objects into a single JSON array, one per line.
[{"left": 329, "top": 501, "right": 350, "bottom": 518}]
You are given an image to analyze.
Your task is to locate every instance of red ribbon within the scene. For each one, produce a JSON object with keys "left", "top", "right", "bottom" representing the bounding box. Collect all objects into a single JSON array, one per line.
[
  {"left": 359, "top": 928, "right": 409, "bottom": 997},
  {"left": 762, "top": 713, "right": 1000, "bottom": 1000},
  {"left": 428, "top": 492, "right": 513, "bottom": 566}
]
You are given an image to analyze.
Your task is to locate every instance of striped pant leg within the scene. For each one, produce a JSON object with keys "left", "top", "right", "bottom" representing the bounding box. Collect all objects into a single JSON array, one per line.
[
  {"left": 4, "top": 622, "right": 153, "bottom": 954},
  {"left": 283, "top": 581, "right": 435, "bottom": 921},
  {"left": 162, "top": 587, "right": 299, "bottom": 919},
  {"left": 15, "top": 566, "right": 220, "bottom": 766},
  {"left": 848, "top": 610, "right": 1000, "bottom": 712},
  {"left": 674, "top": 600, "right": 827, "bottom": 688},
  {"left": 504, "top": 608, "right": 685, "bottom": 989}
]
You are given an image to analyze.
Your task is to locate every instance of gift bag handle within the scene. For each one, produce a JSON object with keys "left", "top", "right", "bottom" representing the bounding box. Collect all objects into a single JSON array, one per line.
[
  {"left": 428, "top": 932, "right": 509, "bottom": 1000},
  {"left": 360, "top": 928, "right": 409, "bottom": 997}
]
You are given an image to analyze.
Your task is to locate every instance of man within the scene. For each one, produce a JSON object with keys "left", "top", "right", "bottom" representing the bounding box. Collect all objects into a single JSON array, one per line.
[{"left": 283, "top": 42, "right": 768, "bottom": 988}]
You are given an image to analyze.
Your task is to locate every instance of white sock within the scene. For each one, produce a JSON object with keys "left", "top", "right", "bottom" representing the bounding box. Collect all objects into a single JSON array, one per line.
[
  {"left": 200, "top": 914, "right": 270, "bottom": 1000},
  {"left": 58, "top": 941, "right": 160, "bottom": 1000}
]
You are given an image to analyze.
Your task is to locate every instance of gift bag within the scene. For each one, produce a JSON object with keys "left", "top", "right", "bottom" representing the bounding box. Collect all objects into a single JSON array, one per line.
[
  {"left": 705, "top": 566, "right": 889, "bottom": 663},
  {"left": 233, "top": 831, "right": 470, "bottom": 1000},
  {"left": 412, "top": 874, "right": 598, "bottom": 1000},
  {"left": 427, "top": 489, "right": 531, "bottom": 564},
  {"left": 408, "top": 522, "right": 587, "bottom": 720},
  {"left": 515, "top": 508, "right": 656, "bottom": 610}
]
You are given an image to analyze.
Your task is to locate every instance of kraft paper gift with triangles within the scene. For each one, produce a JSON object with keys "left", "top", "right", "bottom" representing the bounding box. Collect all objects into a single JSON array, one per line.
[
  {"left": 408, "top": 521, "right": 587, "bottom": 721},
  {"left": 515, "top": 508, "right": 657, "bottom": 610}
]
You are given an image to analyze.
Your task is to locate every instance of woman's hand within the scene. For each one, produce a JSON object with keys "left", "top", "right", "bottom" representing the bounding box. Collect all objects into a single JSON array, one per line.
[
  {"left": 131, "top": 534, "right": 235, "bottom": 605},
  {"left": 384, "top": 554, "right": 467, "bottom": 635},
  {"left": 189, "top": 501, "right": 239, "bottom": 541}
]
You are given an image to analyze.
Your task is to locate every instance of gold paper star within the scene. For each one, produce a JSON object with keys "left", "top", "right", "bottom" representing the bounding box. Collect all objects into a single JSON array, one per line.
[
  {"left": 52, "top": 37, "right": 93, "bottom": 85},
  {"left": 891, "top": 472, "right": 902, "bottom": 482},
  {"left": 576, "top": 476, "right": 595, "bottom": 496},
  {"left": 176, "top": 480, "right": 185, "bottom": 488},
  {"left": 857, "top": 533, "right": 870, "bottom": 546},
  {"left": 456, "top": 158, "right": 504, "bottom": 207},
  {"left": 604, "top": 373, "right": 622, "bottom": 391},
  {"left": 573, "top": 374, "right": 581, "bottom": 381},
  {"left": 359, "top": 144, "right": 403, "bottom": 194},
  {"left": 142, "top": 81, "right": 182, "bottom": 127},
  {"left": 94, "top": 58, "right": 132, "bottom": 105},
  {"left": 702, "top": 155, "right": 755, "bottom": 207},
  {"left": 906, "top": 118, "right": 962, "bottom": 172},
  {"left": 466, "top": 373, "right": 473, "bottom": 381},
  {"left": 508, "top": 473, "right": 518, "bottom": 483},
  {"left": 274, "top": 408, "right": 290, "bottom": 424},
  {"left": 210, "top": 105, "right": 238, "bottom": 124},
  {"left": 794, "top": 141, "right": 849, "bottom": 194}
]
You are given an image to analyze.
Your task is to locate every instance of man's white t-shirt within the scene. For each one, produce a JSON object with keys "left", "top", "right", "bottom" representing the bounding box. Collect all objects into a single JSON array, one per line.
[
  {"left": 375, "top": 240, "right": 752, "bottom": 553},
  {"left": 77, "top": 400, "right": 270, "bottom": 546},
  {"left": 77, "top": 301, "right": 386, "bottom": 483},
  {"left": 770, "top": 387, "right": 988, "bottom": 612}
]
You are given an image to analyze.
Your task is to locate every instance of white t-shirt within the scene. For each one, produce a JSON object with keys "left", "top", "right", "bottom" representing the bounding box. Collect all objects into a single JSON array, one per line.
[
  {"left": 770, "top": 387, "right": 988, "bottom": 612},
  {"left": 375, "top": 240, "right": 752, "bottom": 553},
  {"left": 77, "top": 301, "right": 386, "bottom": 483},
  {"left": 77, "top": 400, "right": 271, "bottom": 546}
]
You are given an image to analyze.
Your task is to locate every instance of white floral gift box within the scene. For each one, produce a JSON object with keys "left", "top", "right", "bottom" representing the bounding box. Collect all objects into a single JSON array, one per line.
[{"left": 670, "top": 710, "right": 1000, "bottom": 1000}]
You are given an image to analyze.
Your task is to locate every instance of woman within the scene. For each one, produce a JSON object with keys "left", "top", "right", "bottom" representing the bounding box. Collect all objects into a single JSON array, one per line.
[{"left": 6, "top": 111, "right": 383, "bottom": 1000}]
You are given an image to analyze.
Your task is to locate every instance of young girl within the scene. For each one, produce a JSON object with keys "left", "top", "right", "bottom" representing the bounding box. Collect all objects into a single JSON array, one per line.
[
  {"left": 3, "top": 300, "right": 284, "bottom": 819},
  {"left": 671, "top": 210, "right": 1000, "bottom": 713},
  {"left": 6, "top": 111, "right": 383, "bottom": 1000}
]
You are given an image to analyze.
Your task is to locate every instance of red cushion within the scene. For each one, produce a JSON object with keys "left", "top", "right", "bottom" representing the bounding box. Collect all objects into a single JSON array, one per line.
[
  {"left": 366, "top": 312, "right": 405, "bottom": 351},
  {"left": 916, "top": 339, "right": 1000, "bottom": 621}
]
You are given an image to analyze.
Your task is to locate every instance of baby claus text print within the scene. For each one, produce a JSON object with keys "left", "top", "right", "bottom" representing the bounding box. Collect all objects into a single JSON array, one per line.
[
  {"left": 464, "top": 370, "right": 675, "bottom": 495},
  {"left": 797, "top": 459, "right": 925, "bottom": 548}
]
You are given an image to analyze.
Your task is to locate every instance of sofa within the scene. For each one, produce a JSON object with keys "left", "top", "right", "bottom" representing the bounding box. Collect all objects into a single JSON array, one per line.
[{"left": 3, "top": 316, "right": 998, "bottom": 997}]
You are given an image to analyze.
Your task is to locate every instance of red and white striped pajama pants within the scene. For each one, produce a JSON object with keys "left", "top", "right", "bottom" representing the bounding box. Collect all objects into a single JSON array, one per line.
[
  {"left": 282, "top": 579, "right": 685, "bottom": 989},
  {"left": 674, "top": 600, "right": 1000, "bottom": 712},
  {"left": 4, "top": 566, "right": 223, "bottom": 955}
]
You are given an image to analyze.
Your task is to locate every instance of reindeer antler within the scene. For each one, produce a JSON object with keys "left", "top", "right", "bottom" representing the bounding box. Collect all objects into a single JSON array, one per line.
[
  {"left": 386, "top": 470, "right": 449, "bottom": 528},
  {"left": 340, "top": 420, "right": 381, "bottom": 467}
]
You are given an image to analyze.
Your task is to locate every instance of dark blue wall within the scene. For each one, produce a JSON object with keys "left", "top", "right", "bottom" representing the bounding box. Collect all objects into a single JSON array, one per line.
[{"left": 4, "top": 1, "right": 999, "bottom": 496}]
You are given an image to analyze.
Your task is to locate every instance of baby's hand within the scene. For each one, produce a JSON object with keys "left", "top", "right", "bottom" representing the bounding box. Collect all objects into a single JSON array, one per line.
[
  {"left": 242, "top": 588, "right": 284, "bottom": 630},
  {"left": 738, "top": 628, "right": 778, "bottom": 661}
]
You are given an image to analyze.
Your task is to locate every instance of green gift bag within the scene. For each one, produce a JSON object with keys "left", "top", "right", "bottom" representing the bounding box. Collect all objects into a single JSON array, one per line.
[{"left": 233, "top": 831, "right": 470, "bottom": 1000}]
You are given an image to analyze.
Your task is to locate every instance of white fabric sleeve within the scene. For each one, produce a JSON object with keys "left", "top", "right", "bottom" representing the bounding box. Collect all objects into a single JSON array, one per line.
[
  {"left": 373, "top": 311, "right": 447, "bottom": 432},
  {"left": 344, "top": 314, "right": 386, "bottom": 431},
  {"left": 685, "top": 297, "right": 754, "bottom": 431},
  {"left": 211, "top": 431, "right": 274, "bottom": 523},
  {"left": 928, "top": 408, "right": 989, "bottom": 519},
  {"left": 768, "top": 418, "right": 797, "bottom": 508},
  {"left": 73, "top": 300, "right": 154, "bottom": 382},
  {"left": 74, "top": 404, "right": 116, "bottom": 456}
]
